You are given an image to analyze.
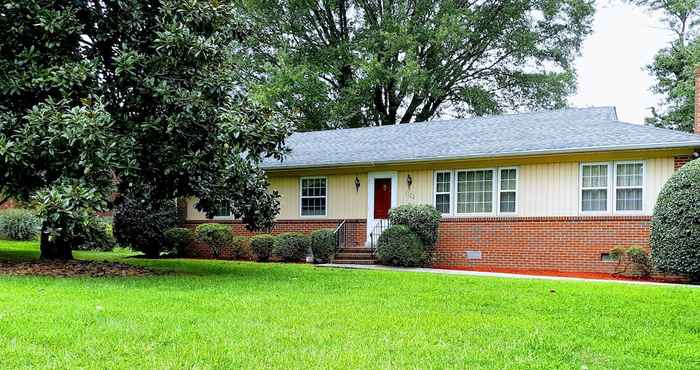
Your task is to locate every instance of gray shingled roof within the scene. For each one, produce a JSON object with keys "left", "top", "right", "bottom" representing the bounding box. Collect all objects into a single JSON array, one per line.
[{"left": 262, "top": 107, "right": 700, "bottom": 170}]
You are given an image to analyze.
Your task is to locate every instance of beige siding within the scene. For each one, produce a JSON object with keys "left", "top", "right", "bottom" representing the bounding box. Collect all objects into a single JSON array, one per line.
[{"left": 185, "top": 154, "right": 680, "bottom": 221}]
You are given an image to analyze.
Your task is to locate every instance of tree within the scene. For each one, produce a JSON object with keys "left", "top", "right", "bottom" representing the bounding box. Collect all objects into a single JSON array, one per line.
[
  {"left": 244, "top": 0, "right": 596, "bottom": 130},
  {"left": 0, "top": 1, "right": 291, "bottom": 259},
  {"left": 629, "top": 0, "right": 700, "bottom": 131}
]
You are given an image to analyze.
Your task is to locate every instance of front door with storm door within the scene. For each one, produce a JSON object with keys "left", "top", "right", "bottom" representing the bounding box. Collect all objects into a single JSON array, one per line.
[{"left": 373, "top": 178, "right": 392, "bottom": 219}]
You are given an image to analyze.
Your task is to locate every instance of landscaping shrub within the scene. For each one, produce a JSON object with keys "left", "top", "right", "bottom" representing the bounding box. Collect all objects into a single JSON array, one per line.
[
  {"left": 73, "top": 217, "right": 116, "bottom": 251},
  {"left": 164, "top": 228, "right": 195, "bottom": 256},
  {"left": 195, "top": 223, "right": 235, "bottom": 258},
  {"left": 650, "top": 159, "right": 700, "bottom": 280},
  {"left": 250, "top": 234, "right": 275, "bottom": 262},
  {"left": 234, "top": 236, "right": 252, "bottom": 259},
  {"left": 388, "top": 204, "right": 441, "bottom": 246},
  {"left": 309, "top": 229, "right": 338, "bottom": 263},
  {"left": 113, "top": 195, "right": 177, "bottom": 258},
  {"left": 0, "top": 209, "right": 40, "bottom": 240},
  {"left": 627, "top": 247, "right": 653, "bottom": 277},
  {"left": 376, "top": 225, "right": 429, "bottom": 267},
  {"left": 272, "top": 232, "right": 310, "bottom": 262}
]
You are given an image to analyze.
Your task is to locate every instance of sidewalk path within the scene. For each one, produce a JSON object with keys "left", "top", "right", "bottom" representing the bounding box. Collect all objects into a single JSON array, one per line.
[{"left": 319, "top": 263, "right": 700, "bottom": 288}]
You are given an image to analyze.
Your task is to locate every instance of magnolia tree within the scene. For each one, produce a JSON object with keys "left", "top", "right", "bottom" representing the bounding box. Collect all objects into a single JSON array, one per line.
[{"left": 0, "top": 1, "right": 291, "bottom": 259}]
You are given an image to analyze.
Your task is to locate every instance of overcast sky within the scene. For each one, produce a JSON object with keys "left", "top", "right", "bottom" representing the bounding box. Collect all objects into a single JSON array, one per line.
[{"left": 570, "top": 0, "right": 675, "bottom": 124}]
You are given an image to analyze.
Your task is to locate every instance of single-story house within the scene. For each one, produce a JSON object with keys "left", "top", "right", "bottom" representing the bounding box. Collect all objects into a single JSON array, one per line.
[{"left": 183, "top": 105, "right": 700, "bottom": 273}]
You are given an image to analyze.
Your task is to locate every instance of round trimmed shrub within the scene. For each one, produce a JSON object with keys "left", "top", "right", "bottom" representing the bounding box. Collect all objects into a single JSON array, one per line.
[
  {"left": 234, "top": 236, "right": 252, "bottom": 259},
  {"left": 388, "top": 204, "right": 441, "bottom": 246},
  {"left": 73, "top": 216, "right": 116, "bottom": 251},
  {"left": 113, "top": 195, "right": 177, "bottom": 258},
  {"left": 195, "top": 224, "right": 235, "bottom": 258},
  {"left": 250, "top": 234, "right": 275, "bottom": 261},
  {"left": 164, "top": 227, "right": 195, "bottom": 256},
  {"left": 651, "top": 159, "right": 700, "bottom": 280},
  {"left": 272, "top": 232, "right": 310, "bottom": 262},
  {"left": 376, "top": 225, "right": 429, "bottom": 267},
  {"left": 0, "top": 209, "right": 40, "bottom": 240},
  {"left": 309, "top": 228, "right": 338, "bottom": 263}
]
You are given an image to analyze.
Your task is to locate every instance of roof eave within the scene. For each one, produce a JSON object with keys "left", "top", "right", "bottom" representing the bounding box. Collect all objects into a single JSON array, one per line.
[{"left": 262, "top": 141, "right": 700, "bottom": 171}]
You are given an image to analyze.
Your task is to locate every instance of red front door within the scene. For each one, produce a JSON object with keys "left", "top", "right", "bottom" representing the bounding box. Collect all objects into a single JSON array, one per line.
[{"left": 374, "top": 178, "right": 392, "bottom": 219}]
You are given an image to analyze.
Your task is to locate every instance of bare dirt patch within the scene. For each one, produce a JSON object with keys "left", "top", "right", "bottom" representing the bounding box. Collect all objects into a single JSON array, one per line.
[{"left": 0, "top": 259, "right": 158, "bottom": 277}]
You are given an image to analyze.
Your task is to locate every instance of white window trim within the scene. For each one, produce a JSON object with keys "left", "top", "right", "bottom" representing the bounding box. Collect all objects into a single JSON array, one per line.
[
  {"left": 497, "top": 167, "right": 519, "bottom": 215},
  {"left": 613, "top": 160, "right": 645, "bottom": 215},
  {"left": 299, "top": 176, "right": 328, "bottom": 218},
  {"left": 579, "top": 162, "right": 612, "bottom": 214},
  {"left": 454, "top": 168, "right": 498, "bottom": 217},
  {"left": 433, "top": 170, "right": 454, "bottom": 215}
]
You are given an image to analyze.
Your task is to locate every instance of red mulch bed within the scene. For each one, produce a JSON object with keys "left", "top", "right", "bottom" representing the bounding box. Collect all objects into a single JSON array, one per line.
[
  {"left": 0, "top": 259, "right": 158, "bottom": 278},
  {"left": 432, "top": 265, "right": 690, "bottom": 284}
]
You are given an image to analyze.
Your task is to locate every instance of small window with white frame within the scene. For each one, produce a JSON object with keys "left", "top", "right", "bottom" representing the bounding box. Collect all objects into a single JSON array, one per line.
[
  {"left": 434, "top": 171, "right": 452, "bottom": 214},
  {"left": 300, "top": 177, "right": 327, "bottom": 217},
  {"left": 615, "top": 162, "right": 644, "bottom": 212},
  {"left": 581, "top": 163, "right": 609, "bottom": 212},
  {"left": 498, "top": 168, "right": 517, "bottom": 213},
  {"left": 213, "top": 201, "right": 232, "bottom": 218}
]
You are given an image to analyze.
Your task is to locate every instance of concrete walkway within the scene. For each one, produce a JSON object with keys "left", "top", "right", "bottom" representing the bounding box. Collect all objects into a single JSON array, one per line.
[{"left": 319, "top": 263, "right": 700, "bottom": 288}]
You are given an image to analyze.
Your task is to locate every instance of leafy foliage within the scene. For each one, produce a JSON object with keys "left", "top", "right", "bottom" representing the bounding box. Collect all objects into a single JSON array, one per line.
[
  {"left": 0, "top": 209, "right": 40, "bottom": 241},
  {"left": 164, "top": 228, "right": 195, "bottom": 257},
  {"left": 72, "top": 217, "right": 116, "bottom": 252},
  {"left": 250, "top": 234, "right": 276, "bottom": 261},
  {"left": 309, "top": 229, "right": 338, "bottom": 263},
  {"left": 195, "top": 224, "right": 236, "bottom": 259},
  {"left": 272, "top": 232, "right": 310, "bottom": 262},
  {"left": 0, "top": 0, "right": 291, "bottom": 258},
  {"left": 388, "top": 204, "right": 441, "bottom": 246},
  {"left": 651, "top": 159, "right": 700, "bottom": 279},
  {"left": 376, "top": 225, "right": 429, "bottom": 267},
  {"left": 246, "top": 0, "right": 595, "bottom": 130},
  {"left": 113, "top": 195, "right": 177, "bottom": 258}
]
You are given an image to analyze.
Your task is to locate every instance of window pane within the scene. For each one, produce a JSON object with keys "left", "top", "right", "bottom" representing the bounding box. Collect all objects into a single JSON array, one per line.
[
  {"left": 456, "top": 170, "right": 493, "bottom": 213},
  {"left": 582, "top": 164, "right": 608, "bottom": 188},
  {"left": 616, "top": 188, "right": 642, "bottom": 211},
  {"left": 436, "top": 194, "right": 450, "bottom": 214},
  {"left": 436, "top": 172, "right": 451, "bottom": 193},
  {"left": 301, "top": 178, "right": 327, "bottom": 216},
  {"left": 500, "top": 192, "right": 516, "bottom": 213},
  {"left": 616, "top": 163, "right": 643, "bottom": 187},
  {"left": 214, "top": 201, "right": 231, "bottom": 217},
  {"left": 582, "top": 189, "right": 607, "bottom": 211},
  {"left": 500, "top": 169, "right": 516, "bottom": 191}
]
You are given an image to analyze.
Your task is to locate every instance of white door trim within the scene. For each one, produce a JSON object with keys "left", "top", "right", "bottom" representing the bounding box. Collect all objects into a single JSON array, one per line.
[{"left": 366, "top": 171, "right": 398, "bottom": 243}]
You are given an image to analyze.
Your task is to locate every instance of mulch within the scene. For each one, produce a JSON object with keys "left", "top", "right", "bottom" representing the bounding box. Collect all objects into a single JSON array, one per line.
[{"left": 0, "top": 259, "right": 158, "bottom": 278}]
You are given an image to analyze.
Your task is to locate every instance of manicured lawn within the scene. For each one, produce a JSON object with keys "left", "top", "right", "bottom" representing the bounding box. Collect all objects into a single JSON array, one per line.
[{"left": 1, "top": 241, "right": 699, "bottom": 369}]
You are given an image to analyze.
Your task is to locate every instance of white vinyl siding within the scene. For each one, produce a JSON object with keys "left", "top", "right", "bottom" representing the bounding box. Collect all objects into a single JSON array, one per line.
[{"left": 300, "top": 177, "right": 327, "bottom": 217}]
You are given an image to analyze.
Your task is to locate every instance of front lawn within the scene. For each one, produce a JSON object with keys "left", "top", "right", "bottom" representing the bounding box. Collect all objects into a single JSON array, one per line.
[{"left": 1, "top": 240, "right": 699, "bottom": 369}]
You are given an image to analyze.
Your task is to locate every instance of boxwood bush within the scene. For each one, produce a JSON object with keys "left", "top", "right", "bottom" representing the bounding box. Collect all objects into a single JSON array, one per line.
[
  {"left": 195, "top": 224, "right": 235, "bottom": 258},
  {"left": 376, "top": 225, "right": 429, "bottom": 267},
  {"left": 309, "top": 229, "right": 338, "bottom": 263},
  {"left": 651, "top": 159, "right": 700, "bottom": 280},
  {"left": 272, "top": 232, "right": 310, "bottom": 262},
  {"left": 114, "top": 195, "right": 177, "bottom": 258},
  {"left": 0, "top": 209, "right": 40, "bottom": 240},
  {"left": 164, "top": 227, "right": 195, "bottom": 256},
  {"left": 388, "top": 204, "right": 441, "bottom": 246},
  {"left": 250, "top": 234, "right": 275, "bottom": 262}
]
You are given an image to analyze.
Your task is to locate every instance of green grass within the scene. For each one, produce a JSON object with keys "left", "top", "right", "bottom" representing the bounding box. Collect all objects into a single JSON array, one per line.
[{"left": 1, "top": 240, "right": 699, "bottom": 369}]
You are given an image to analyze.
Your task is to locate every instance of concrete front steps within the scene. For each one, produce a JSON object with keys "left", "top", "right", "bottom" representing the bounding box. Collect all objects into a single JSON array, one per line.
[{"left": 333, "top": 247, "right": 376, "bottom": 265}]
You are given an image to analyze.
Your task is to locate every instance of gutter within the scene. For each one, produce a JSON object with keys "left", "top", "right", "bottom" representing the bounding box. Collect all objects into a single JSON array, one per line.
[{"left": 262, "top": 141, "right": 700, "bottom": 171}]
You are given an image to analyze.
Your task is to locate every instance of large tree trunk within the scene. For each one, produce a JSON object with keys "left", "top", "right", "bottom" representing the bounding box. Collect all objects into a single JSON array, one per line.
[{"left": 39, "top": 224, "right": 73, "bottom": 260}]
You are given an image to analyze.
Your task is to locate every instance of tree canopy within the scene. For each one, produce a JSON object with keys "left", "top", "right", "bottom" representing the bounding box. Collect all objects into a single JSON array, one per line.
[
  {"left": 0, "top": 1, "right": 291, "bottom": 258},
  {"left": 245, "top": 0, "right": 596, "bottom": 130}
]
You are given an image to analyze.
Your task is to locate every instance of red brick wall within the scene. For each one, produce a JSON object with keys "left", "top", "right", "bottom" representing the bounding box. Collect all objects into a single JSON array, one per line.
[
  {"left": 674, "top": 155, "right": 692, "bottom": 170},
  {"left": 182, "top": 219, "right": 367, "bottom": 259},
  {"left": 434, "top": 216, "right": 650, "bottom": 273}
]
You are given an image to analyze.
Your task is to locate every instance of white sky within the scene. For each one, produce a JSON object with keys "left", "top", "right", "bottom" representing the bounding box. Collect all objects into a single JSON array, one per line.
[{"left": 570, "top": 0, "right": 676, "bottom": 124}]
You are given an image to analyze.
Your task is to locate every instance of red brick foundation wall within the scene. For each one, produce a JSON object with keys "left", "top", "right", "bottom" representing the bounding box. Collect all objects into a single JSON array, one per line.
[
  {"left": 182, "top": 219, "right": 366, "bottom": 259},
  {"left": 674, "top": 155, "right": 692, "bottom": 170},
  {"left": 434, "top": 216, "right": 651, "bottom": 273}
]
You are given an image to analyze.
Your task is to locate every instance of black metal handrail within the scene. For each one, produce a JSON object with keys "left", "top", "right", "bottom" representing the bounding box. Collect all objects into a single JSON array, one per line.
[{"left": 369, "top": 219, "right": 391, "bottom": 250}]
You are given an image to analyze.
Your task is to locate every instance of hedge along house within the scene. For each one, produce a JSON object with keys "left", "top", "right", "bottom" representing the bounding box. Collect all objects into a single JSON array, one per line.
[{"left": 183, "top": 105, "right": 700, "bottom": 273}]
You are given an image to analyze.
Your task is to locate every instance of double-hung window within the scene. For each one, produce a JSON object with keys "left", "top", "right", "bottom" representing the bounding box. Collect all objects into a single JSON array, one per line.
[
  {"left": 434, "top": 171, "right": 452, "bottom": 214},
  {"left": 580, "top": 161, "right": 645, "bottom": 213},
  {"left": 213, "top": 201, "right": 232, "bottom": 218},
  {"left": 615, "top": 162, "right": 644, "bottom": 212},
  {"left": 498, "top": 168, "right": 517, "bottom": 213},
  {"left": 300, "top": 177, "right": 327, "bottom": 217}
]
